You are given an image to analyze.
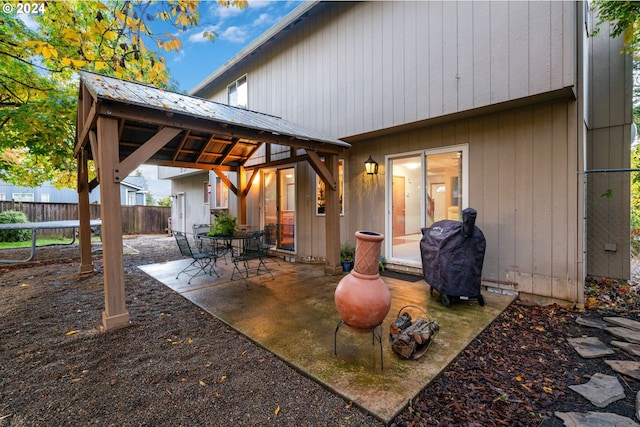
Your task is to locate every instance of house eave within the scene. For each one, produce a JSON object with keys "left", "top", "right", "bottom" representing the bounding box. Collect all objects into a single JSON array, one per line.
[{"left": 189, "top": 1, "right": 323, "bottom": 96}]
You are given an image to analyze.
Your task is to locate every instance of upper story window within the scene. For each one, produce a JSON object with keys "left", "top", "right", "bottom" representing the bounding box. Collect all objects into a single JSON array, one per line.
[{"left": 228, "top": 75, "right": 247, "bottom": 108}]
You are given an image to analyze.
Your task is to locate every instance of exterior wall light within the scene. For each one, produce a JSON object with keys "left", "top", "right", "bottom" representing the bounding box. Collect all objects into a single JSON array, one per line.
[{"left": 365, "top": 155, "right": 379, "bottom": 175}]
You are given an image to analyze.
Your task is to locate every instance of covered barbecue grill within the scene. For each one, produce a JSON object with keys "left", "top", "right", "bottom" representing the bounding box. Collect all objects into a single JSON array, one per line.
[{"left": 420, "top": 208, "right": 486, "bottom": 307}]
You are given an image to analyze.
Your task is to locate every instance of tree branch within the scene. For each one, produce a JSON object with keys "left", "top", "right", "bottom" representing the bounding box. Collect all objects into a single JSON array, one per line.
[{"left": 0, "top": 49, "right": 64, "bottom": 73}]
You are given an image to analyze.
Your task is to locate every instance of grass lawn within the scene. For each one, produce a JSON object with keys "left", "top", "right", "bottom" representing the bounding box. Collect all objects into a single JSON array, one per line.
[{"left": 0, "top": 236, "right": 101, "bottom": 249}]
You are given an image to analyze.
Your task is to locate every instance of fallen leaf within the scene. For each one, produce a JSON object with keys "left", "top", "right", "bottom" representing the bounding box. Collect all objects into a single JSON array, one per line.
[
  {"left": 66, "top": 330, "right": 78, "bottom": 336},
  {"left": 274, "top": 406, "right": 280, "bottom": 415},
  {"left": 187, "top": 338, "right": 193, "bottom": 344},
  {"left": 346, "top": 401, "right": 353, "bottom": 409},
  {"left": 199, "top": 380, "right": 206, "bottom": 387},
  {"left": 220, "top": 375, "right": 227, "bottom": 381},
  {"left": 515, "top": 376, "right": 522, "bottom": 382},
  {"left": 535, "top": 326, "right": 545, "bottom": 332},
  {"left": 20, "top": 283, "right": 29, "bottom": 287},
  {"left": 543, "top": 386, "right": 553, "bottom": 394}
]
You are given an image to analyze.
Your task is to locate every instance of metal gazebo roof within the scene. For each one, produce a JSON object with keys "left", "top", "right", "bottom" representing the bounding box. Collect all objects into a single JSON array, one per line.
[{"left": 77, "top": 71, "right": 350, "bottom": 171}]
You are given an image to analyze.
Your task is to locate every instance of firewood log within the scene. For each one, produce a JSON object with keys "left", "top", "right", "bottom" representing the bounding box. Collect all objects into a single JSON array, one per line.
[
  {"left": 391, "top": 318, "right": 427, "bottom": 358},
  {"left": 389, "top": 312, "right": 412, "bottom": 335},
  {"left": 412, "top": 320, "right": 440, "bottom": 344}
]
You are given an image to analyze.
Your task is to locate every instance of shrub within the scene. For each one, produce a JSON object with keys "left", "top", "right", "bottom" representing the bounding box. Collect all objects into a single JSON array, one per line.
[
  {"left": 0, "top": 210, "right": 30, "bottom": 242},
  {"left": 209, "top": 213, "right": 237, "bottom": 236}
]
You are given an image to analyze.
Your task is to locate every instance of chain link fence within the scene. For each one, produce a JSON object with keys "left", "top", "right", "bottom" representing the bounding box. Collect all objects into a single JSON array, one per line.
[{"left": 585, "top": 169, "right": 638, "bottom": 283}]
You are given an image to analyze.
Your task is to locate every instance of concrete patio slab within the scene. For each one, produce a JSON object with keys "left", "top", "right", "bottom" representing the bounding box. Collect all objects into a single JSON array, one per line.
[{"left": 139, "top": 258, "right": 515, "bottom": 424}]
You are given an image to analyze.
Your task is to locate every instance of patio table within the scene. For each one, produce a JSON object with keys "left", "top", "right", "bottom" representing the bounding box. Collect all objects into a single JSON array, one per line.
[
  {"left": 0, "top": 219, "right": 102, "bottom": 264},
  {"left": 197, "top": 232, "right": 273, "bottom": 280}
]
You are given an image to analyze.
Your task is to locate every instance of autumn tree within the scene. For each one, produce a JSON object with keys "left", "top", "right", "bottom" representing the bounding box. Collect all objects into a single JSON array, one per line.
[{"left": 0, "top": 0, "right": 246, "bottom": 188}]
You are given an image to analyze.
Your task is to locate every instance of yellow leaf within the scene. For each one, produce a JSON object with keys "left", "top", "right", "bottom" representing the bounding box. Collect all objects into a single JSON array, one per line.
[
  {"left": 515, "top": 376, "right": 522, "bottom": 382},
  {"left": 274, "top": 406, "right": 280, "bottom": 415},
  {"left": 20, "top": 283, "right": 29, "bottom": 287},
  {"left": 41, "top": 45, "right": 58, "bottom": 59},
  {"left": 199, "top": 380, "right": 206, "bottom": 387},
  {"left": 521, "top": 384, "right": 532, "bottom": 392},
  {"left": 535, "top": 326, "right": 545, "bottom": 332},
  {"left": 543, "top": 386, "right": 553, "bottom": 394},
  {"left": 66, "top": 330, "right": 78, "bottom": 335},
  {"left": 71, "top": 59, "right": 87, "bottom": 68},
  {"left": 61, "top": 57, "right": 72, "bottom": 66},
  {"left": 220, "top": 375, "right": 227, "bottom": 381},
  {"left": 61, "top": 29, "right": 80, "bottom": 43},
  {"left": 95, "top": 2, "right": 109, "bottom": 10},
  {"left": 187, "top": 338, "right": 193, "bottom": 344}
]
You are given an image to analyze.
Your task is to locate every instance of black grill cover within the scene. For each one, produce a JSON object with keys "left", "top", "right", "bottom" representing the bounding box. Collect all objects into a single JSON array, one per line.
[{"left": 420, "top": 208, "right": 486, "bottom": 297}]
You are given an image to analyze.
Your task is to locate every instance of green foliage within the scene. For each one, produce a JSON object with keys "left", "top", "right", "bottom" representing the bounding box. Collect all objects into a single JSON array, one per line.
[
  {"left": 157, "top": 196, "right": 172, "bottom": 207},
  {"left": 0, "top": 0, "right": 247, "bottom": 188},
  {"left": 340, "top": 242, "right": 355, "bottom": 262},
  {"left": 379, "top": 256, "right": 386, "bottom": 272},
  {"left": 0, "top": 210, "right": 30, "bottom": 242},
  {"left": 209, "top": 213, "right": 237, "bottom": 236},
  {"left": 592, "top": 1, "right": 640, "bottom": 55}
]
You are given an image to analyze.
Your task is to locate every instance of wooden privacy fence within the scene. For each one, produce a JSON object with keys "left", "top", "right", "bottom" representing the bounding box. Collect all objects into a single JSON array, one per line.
[{"left": 0, "top": 202, "right": 170, "bottom": 236}]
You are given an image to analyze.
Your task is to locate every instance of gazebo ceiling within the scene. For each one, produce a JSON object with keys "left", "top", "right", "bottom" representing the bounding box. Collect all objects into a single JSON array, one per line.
[{"left": 75, "top": 71, "right": 350, "bottom": 172}]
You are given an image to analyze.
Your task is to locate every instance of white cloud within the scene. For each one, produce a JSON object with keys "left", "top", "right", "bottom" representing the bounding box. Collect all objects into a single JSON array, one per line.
[
  {"left": 171, "top": 49, "right": 186, "bottom": 62},
  {"left": 253, "top": 13, "right": 277, "bottom": 27},
  {"left": 209, "top": 2, "right": 245, "bottom": 20},
  {"left": 220, "top": 26, "right": 249, "bottom": 44}
]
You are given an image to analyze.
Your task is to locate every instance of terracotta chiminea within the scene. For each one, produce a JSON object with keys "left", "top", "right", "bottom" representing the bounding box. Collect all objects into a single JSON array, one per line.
[{"left": 334, "top": 231, "right": 391, "bottom": 333}]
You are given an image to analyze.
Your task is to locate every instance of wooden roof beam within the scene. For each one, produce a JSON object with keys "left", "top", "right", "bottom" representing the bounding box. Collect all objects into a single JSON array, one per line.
[
  {"left": 171, "top": 130, "right": 192, "bottom": 162},
  {"left": 215, "top": 137, "right": 242, "bottom": 165},
  {"left": 115, "top": 126, "right": 182, "bottom": 181},
  {"left": 306, "top": 150, "right": 336, "bottom": 190},
  {"left": 97, "top": 102, "right": 346, "bottom": 154},
  {"left": 211, "top": 167, "right": 238, "bottom": 195}
]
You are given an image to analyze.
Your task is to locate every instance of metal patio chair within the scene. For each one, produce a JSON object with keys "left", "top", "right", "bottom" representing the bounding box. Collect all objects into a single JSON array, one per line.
[
  {"left": 174, "top": 231, "right": 219, "bottom": 283},
  {"left": 231, "top": 231, "right": 274, "bottom": 280},
  {"left": 192, "top": 224, "right": 210, "bottom": 250}
]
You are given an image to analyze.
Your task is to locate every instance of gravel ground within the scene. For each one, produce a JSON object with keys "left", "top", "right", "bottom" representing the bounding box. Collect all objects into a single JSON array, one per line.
[{"left": 1, "top": 234, "right": 639, "bottom": 426}]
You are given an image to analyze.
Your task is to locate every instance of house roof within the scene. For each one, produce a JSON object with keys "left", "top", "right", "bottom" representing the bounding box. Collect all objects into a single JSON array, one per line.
[
  {"left": 121, "top": 175, "right": 147, "bottom": 191},
  {"left": 77, "top": 71, "right": 349, "bottom": 172},
  {"left": 190, "top": 1, "right": 322, "bottom": 96}
]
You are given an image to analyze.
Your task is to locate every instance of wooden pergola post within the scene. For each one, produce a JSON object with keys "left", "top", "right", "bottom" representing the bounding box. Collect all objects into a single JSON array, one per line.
[
  {"left": 237, "top": 165, "right": 247, "bottom": 224},
  {"left": 324, "top": 154, "right": 342, "bottom": 275},
  {"left": 97, "top": 116, "right": 130, "bottom": 330},
  {"left": 77, "top": 147, "right": 94, "bottom": 275}
]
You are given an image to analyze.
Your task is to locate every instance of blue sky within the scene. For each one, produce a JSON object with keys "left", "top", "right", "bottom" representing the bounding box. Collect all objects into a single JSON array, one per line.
[{"left": 162, "top": 0, "right": 303, "bottom": 92}]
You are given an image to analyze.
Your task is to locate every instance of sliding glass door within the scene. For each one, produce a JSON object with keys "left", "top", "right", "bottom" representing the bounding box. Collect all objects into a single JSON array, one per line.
[
  {"left": 387, "top": 145, "right": 468, "bottom": 265},
  {"left": 262, "top": 167, "right": 296, "bottom": 252}
]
